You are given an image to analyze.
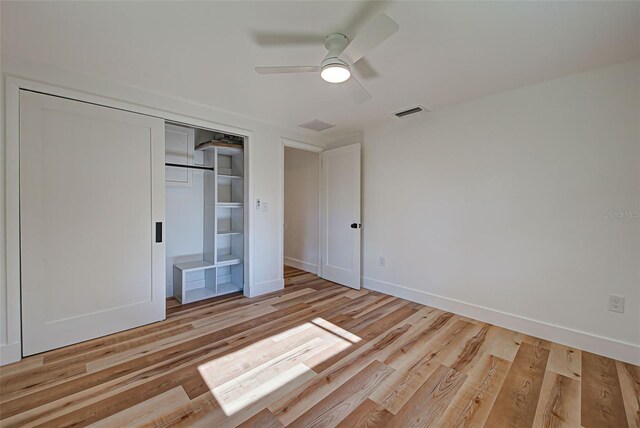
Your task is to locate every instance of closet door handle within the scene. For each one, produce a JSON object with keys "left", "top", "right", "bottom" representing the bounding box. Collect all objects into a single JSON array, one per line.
[
  {"left": 155, "top": 222, "right": 163, "bottom": 243},
  {"left": 351, "top": 223, "right": 361, "bottom": 229}
]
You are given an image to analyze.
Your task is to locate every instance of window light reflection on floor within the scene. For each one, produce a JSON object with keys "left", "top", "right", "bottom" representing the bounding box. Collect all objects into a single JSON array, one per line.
[{"left": 197, "top": 317, "right": 362, "bottom": 416}]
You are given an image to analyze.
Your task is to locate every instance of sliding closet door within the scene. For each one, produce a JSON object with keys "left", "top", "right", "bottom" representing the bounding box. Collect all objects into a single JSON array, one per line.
[{"left": 20, "top": 90, "right": 166, "bottom": 356}]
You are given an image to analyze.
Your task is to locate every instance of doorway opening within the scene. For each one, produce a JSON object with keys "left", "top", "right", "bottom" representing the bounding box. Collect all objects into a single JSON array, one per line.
[{"left": 283, "top": 146, "right": 321, "bottom": 285}]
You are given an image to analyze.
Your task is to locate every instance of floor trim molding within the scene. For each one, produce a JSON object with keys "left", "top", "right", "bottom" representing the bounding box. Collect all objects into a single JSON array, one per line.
[
  {"left": 250, "top": 278, "right": 284, "bottom": 298},
  {"left": 284, "top": 257, "right": 318, "bottom": 275},
  {"left": 363, "top": 276, "right": 640, "bottom": 365},
  {"left": 0, "top": 342, "right": 21, "bottom": 365}
]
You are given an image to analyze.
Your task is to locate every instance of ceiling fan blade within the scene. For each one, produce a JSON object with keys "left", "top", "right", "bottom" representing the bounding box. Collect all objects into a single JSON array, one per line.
[
  {"left": 255, "top": 66, "right": 320, "bottom": 75},
  {"left": 345, "top": 76, "right": 372, "bottom": 104},
  {"left": 251, "top": 32, "right": 326, "bottom": 47},
  {"left": 352, "top": 57, "right": 378, "bottom": 79},
  {"left": 341, "top": 13, "right": 399, "bottom": 64},
  {"left": 342, "top": 0, "right": 391, "bottom": 37}
]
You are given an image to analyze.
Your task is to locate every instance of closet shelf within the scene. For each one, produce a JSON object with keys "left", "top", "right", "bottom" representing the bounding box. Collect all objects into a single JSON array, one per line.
[
  {"left": 173, "top": 260, "right": 215, "bottom": 273},
  {"left": 217, "top": 281, "right": 243, "bottom": 296},
  {"left": 195, "top": 140, "right": 243, "bottom": 154},
  {"left": 183, "top": 287, "right": 217, "bottom": 304},
  {"left": 217, "top": 202, "right": 243, "bottom": 208},
  {"left": 217, "top": 254, "right": 243, "bottom": 267},
  {"left": 217, "top": 230, "right": 243, "bottom": 236},
  {"left": 217, "top": 174, "right": 243, "bottom": 180}
]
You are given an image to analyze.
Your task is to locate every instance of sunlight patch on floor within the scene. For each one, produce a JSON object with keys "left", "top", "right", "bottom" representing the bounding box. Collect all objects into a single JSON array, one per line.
[{"left": 197, "top": 317, "right": 361, "bottom": 416}]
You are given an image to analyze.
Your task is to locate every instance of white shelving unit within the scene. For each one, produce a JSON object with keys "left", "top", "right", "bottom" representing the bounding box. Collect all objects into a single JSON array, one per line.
[
  {"left": 171, "top": 136, "right": 245, "bottom": 304},
  {"left": 173, "top": 261, "right": 216, "bottom": 304},
  {"left": 213, "top": 144, "right": 245, "bottom": 294}
]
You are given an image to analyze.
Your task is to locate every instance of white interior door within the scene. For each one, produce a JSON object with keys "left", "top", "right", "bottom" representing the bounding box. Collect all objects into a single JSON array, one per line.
[
  {"left": 320, "top": 143, "right": 361, "bottom": 289},
  {"left": 20, "top": 90, "right": 166, "bottom": 356}
]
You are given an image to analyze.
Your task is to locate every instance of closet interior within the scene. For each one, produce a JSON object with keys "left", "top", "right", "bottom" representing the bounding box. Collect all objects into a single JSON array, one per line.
[{"left": 165, "top": 123, "right": 246, "bottom": 304}]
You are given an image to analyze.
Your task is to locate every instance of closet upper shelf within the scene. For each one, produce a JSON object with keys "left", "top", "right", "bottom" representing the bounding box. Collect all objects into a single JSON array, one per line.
[
  {"left": 195, "top": 140, "right": 243, "bottom": 156},
  {"left": 217, "top": 202, "right": 243, "bottom": 208}
]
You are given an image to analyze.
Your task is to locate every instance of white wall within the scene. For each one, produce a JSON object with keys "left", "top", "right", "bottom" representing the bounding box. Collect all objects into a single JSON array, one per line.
[
  {"left": 360, "top": 60, "right": 640, "bottom": 363},
  {"left": 0, "top": 55, "right": 329, "bottom": 363},
  {"left": 284, "top": 147, "right": 319, "bottom": 274}
]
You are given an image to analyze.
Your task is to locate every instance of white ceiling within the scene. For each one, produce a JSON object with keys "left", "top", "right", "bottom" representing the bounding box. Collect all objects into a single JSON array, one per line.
[{"left": 2, "top": 1, "right": 639, "bottom": 137}]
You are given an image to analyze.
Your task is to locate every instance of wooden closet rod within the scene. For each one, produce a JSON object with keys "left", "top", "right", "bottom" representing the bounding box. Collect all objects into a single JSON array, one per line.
[{"left": 165, "top": 163, "right": 214, "bottom": 172}]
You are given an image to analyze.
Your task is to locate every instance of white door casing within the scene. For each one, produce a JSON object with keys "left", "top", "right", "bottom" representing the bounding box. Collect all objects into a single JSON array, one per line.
[
  {"left": 20, "top": 90, "right": 166, "bottom": 356},
  {"left": 319, "top": 143, "right": 362, "bottom": 289}
]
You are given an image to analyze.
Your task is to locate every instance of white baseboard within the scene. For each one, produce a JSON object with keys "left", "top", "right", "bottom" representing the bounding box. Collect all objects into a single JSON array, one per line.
[
  {"left": 0, "top": 342, "right": 21, "bottom": 365},
  {"left": 284, "top": 257, "right": 318, "bottom": 275},
  {"left": 249, "top": 278, "right": 284, "bottom": 298},
  {"left": 363, "top": 276, "right": 640, "bottom": 365}
]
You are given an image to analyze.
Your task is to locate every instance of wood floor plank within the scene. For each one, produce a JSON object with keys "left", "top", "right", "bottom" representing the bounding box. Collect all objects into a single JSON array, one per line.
[
  {"left": 371, "top": 320, "right": 477, "bottom": 414},
  {"left": 1, "top": 266, "right": 638, "bottom": 428},
  {"left": 287, "top": 360, "right": 394, "bottom": 428},
  {"left": 581, "top": 351, "right": 629, "bottom": 428},
  {"left": 335, "top": 399, "right": 394, "bottom": 428},
  {"left": 532, "top": 371, "right": 580, "bottom": 428},
  {"left": 448, "top": 323, "right": 490, "bottom": 374},
  {"left": 382, "top": 311, "right": 455, "bottom": 367},
  {"left": 212, "top": 338, "right": 328, "bottom": 406},
  {"left": 0, "top": 362, "right": 86, "bottom": 401},
  {"left": 237, "top": 408, "right": 284, "bottom": 428},
  {"left": 616, "top": 360, "right": 640, "bottom": 428},
  {"left": 0, "top": 356, "right": 44, "bottom": 378},
  {"left": 269, "top": 323, "right": 414, "bottom": 426},
  {"left": 304, "top": 301, "right": 419, "bottom": 374},
  {"left": 90, "top": 386, "right": 192, "bottom": 428},
  {"left": 485, "top": 342, "right": 550, "bottom": 427},
  {"left": 547, "top": 342, "right": 582, "bottom": 381},
  {"left": 391, "top": 364, "right": 467, "bottom": 427},
  {"left": 465, "top": 324, "right": 521, "bottom": 365},
  {"left": 169, "top": 366, "right": 317, "bottom": 427},
  {"left": 436, "top": 353, "right": 511, "bottom": 428}
]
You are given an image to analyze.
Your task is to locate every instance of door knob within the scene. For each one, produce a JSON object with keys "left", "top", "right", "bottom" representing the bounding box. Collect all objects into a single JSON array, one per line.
[{"left": 350, "top": 223, "right": 361, "bottom": 229}]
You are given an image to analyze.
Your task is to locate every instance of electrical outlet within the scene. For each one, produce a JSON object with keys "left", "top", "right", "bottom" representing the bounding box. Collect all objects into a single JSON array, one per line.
[
  {"left": 609, "top": 295, "right": 625, "bottom": 313},
  {"left": 378, "top": 256, "right": 386, "bottom": 267}
]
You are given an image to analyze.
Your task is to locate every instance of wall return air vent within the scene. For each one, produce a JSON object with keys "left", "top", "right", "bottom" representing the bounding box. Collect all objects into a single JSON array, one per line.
[
  {"left": 394, "top": 105, "right": 429, "bottom": 118},
  {"left": 298, "top": 119, "right": 336, "bottom": 132}
]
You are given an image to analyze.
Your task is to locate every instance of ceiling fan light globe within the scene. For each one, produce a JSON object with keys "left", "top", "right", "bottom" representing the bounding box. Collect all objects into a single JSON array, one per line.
[{"left": 321, "top": 64, "right": 351, "bottom": 83}]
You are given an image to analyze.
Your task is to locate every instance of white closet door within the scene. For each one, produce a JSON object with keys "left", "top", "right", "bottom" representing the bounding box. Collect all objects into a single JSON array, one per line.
[
  {"left": 320, "top": 143, "right": 361, "bottom": 289},
  {"left": 20, "top": 91, "right": 166, "bottom": 356}
]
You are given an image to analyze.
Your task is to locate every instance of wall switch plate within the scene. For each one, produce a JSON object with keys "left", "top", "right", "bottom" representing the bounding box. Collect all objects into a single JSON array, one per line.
[
  {"left": 256, "top": 199, "right": 261, "bottom": 211},
  {"left": 609, "top": 295, "right": 625, "bottom": 313},
  {"left": 378, "top": 256, "right": 386, "bottom": 267},
  {"left": 262, "top": 202, "right": 269, "bottom": 213}
]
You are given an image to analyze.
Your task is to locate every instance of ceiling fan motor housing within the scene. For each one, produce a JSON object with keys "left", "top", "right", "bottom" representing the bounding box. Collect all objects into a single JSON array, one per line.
[
  {"left": 324, "top": 33, "right": 349, "bottom": 54},
  {"left": 321, "top": 33, "right": 351, "bottom": 82}
]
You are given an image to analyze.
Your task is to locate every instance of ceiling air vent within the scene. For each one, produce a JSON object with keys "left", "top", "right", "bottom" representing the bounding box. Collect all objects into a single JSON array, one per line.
[
  {"left": 299, "top": 119, "right": 336, "bottom": 132},
  {"left": 394, "top": 105, "right": 428, "bottom": 118}
]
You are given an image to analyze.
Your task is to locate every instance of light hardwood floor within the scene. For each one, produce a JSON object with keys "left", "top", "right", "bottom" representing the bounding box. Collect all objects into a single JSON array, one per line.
[{"left": 0, "top": 266, "right": 638, "bottom": 427}]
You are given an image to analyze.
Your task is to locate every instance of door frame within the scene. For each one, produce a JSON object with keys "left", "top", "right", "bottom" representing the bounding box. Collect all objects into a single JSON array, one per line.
[
  {"left": 3, "top": 76, "right": 255, "bottom": 364},
  {"left": 279, "top": 138, "right": 324, "bottom": 282}
]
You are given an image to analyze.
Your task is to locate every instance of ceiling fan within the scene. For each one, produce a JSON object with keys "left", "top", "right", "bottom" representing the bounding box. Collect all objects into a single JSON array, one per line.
[{"left": 254, "top": 13, "right": 399, "bottom": 104}]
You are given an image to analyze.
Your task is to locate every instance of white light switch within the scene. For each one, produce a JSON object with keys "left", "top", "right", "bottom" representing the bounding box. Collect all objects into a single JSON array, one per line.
[{"left": 262, "top": 202, "right": 269, "bottom": 213}]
